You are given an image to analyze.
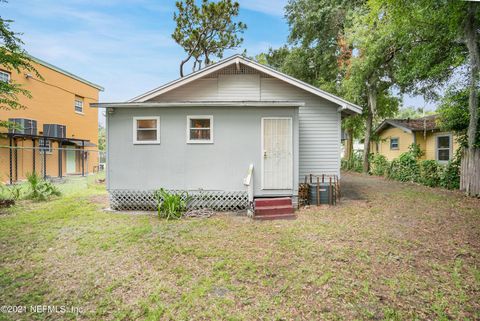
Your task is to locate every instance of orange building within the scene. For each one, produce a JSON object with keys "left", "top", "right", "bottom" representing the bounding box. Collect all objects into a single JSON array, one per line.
[{"left": 0, "top": 55, "right": 103, "bottom": 183}]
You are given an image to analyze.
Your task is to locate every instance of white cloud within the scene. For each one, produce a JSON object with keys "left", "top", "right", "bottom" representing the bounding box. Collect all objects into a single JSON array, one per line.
[
  {"left": 4, "top": 0, "right": 287, "bottom": 105},
  {"left": 239, "top": 0, "right": 288, "bottom": 16}
]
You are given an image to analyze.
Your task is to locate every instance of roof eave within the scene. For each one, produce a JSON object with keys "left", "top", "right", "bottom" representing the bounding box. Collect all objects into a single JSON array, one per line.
[
  {"left": 90, "top": 100, "right": 306, "bottom": 108},
  {"left": 129, "top": 55, "right": 362, "bottom": 114},
  {"left": 375, "top": 120, "right": 413, "bottom": 135}
]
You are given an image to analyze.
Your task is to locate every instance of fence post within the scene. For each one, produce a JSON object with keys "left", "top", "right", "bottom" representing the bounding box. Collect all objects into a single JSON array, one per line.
[
  {"left": 9, "top": 136, "right": 13, "bottom": 185},
  {"left": 43, "top": 137, "right": 47, "bottom": 180},
  {"left": 58, "top": 140, "right": 62, "bottom": 178},
  {"left": 14, "top": 140, "right": 17, "bottom": 182},
  {"left": 81, "top": 141, "right": 85, "bottom": 177},
  {"left": 461, "top": 147, "right": 480, "bottom": 197},
  {"left": 32, "top": 139, "right": 36, "bottom": 174}
]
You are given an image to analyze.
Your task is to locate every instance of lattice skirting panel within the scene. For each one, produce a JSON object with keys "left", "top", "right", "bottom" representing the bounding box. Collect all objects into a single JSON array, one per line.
[{"left": 109, "top": 189, "right": 249, "bottom": 212}]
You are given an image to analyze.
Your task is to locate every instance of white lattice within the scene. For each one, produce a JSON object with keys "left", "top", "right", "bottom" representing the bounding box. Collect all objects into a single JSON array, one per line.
[
  {"left": 203, "top": 63, "right": 273, "bottom": 78},
  {"left": 109, "top": 189, "right": 249, "bottom": 212}
]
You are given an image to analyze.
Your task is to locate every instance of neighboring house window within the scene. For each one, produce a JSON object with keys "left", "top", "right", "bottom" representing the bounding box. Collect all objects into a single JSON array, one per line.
[
  {"left": 0, "top": 70, "right": 10, "bottom": 83},
  {"left": 133, "top": 116, "right": 160, "bottom": 144},
  {"left": 187, "top": 115, "right": 213, "bottom": 143},
  {"left": 436, "top": 135, "right": 451, "bottom": 162},
  {"left": 74, "top": 97, "right": 84, "bottom": 113},
  {"left": 390, "top": 137, "right": 399, "bottom": 150},
  {"left": 39, "top": 139, "right": 52, "bottom": 154}
]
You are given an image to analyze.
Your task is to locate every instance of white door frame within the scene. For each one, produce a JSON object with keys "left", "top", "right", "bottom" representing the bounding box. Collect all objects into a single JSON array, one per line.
[{"left": 261, "top": 117, "right": 293, "bottom": 190}]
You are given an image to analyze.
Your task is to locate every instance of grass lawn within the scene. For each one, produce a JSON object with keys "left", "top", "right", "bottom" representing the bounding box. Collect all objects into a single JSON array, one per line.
[{"left": 0, "top": 172, "right": 479, "bottom": 320}]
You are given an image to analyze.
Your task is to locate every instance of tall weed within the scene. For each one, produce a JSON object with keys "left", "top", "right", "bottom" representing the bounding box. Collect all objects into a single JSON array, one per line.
[{"left": 154, "top": 188, "right": 189, "bottom": 219}]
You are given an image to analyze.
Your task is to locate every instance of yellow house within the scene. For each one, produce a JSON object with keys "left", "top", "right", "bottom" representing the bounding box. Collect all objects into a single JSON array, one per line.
[
  {"left": 371, "top": 115, "right": 459, "bottom": 162},
  {"left": 0, "top": 56, "right": 103, "bottom": 183}
]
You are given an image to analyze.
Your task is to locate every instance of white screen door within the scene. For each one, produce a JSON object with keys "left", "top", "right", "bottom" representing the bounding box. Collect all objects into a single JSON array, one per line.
[{"left": 262, "top": 117, "right": 293, "bottom": 189}]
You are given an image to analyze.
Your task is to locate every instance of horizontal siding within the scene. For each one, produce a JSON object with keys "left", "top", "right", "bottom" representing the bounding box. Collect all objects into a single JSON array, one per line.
[
  {"left": 261, "top": 78, "right": 340, "bottom": 177},
  {"left": 149, "top": 75, "right": 261, "bottom": 102},
  {"left": 107, "top": 106, "right": 298, "bottom": 196},
  {"left": 150, "top": 78, "right": 218, "bottom": 101},
  {"left": 217, "top": 74, "right": 260, "bottom": 100},
  {"left": 147, "top": 74, "right": 341, "bottom": 178}
]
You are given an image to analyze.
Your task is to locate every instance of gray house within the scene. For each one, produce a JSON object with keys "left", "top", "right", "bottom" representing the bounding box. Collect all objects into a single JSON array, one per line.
[{"left": 93, "top": 55, "right": 361, "bottom": 215}]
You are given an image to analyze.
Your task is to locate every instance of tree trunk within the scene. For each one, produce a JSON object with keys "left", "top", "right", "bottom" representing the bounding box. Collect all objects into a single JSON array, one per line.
[
  {"left": 465, "top": 2, "right": 479, "bottom": 152},
  {"left": 345, "top": 127, "right": 354, "bottom": 160},
  {"left": 179, "top": 55, "right": 192, "bottom": 77},
  {"left": 363, "top": 85, "right": 376, "bottom": 173},
  {"left": 461, "top": 2, "right": 480, "bottom": 196},
  {"left": 204, "top": 52, "right": 210, "bottom": 66}
]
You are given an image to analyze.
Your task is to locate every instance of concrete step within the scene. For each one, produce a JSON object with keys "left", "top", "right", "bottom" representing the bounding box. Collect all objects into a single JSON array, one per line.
[
  {"left": 254, "top": 197, "right": 292, "bottom": 207},
  {"left": 255, "top": 205, "right": 294, "bottom": 216}
]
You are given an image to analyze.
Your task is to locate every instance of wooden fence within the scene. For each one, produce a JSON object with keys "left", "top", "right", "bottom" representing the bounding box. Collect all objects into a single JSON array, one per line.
[{"left": 460, "top": 147, "right": 480, "bottom": 197}]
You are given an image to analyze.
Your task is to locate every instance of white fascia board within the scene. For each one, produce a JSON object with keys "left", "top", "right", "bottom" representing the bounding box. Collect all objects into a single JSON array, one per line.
[
  {"left": 129, "top": 56, "right": 241, "bottom": 102},
  {"left": 91, "top": 100, "right": 305, "bottom": 108},
  {"left": 129, "top": 54, "right": 362, "bottom": 115},
  {"left": 239, "top": 58, "right": 363, "bottom": 114}
]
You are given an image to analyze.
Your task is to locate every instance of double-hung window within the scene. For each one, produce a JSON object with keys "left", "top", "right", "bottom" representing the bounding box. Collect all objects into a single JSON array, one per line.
[
  {"left": 436, "top": 135, "right": 451, "bottom": 162},
  {"left": 390, "top": 137, "right": 399, "bottom": 150},
  {"left": 0, "top": 70, "right": 10, "bottom": 83},
  {"left": 187, "top": 116, "right": 213, "bottom": 143},
  {"left": 75, "top": 97, "right": 84, "bottom": 113},
  {"left": 133, "top": 116, "right": 160, "bottom": 144}
]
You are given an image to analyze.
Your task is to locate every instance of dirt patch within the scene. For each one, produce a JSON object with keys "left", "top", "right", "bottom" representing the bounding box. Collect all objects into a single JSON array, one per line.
[
  {"left": 1, "top": 172, "right": 479, "bottom": 320},
  {"left": 89, "top": 194, "right": 109, "bottom": 207}
]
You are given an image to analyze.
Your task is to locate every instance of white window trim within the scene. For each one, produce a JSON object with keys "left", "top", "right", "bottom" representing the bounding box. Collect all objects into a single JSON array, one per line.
[
  {"left": 133, "top": 116, "right": 160, "bottom": 144},
  {"left": 390, "top": 137, "right": 399, "bottom": 150},
  {"left": 74, "top": 98, "right": 84, "bottom": 114},
  {"left": 435, "top": 133, "right": 452, "bottom": 163},
  {"left": 0, "top": 70, "right": 10, "bottom": 83},
  {"left": 186, "top": 115, "right": 214, "bottom": 144}
]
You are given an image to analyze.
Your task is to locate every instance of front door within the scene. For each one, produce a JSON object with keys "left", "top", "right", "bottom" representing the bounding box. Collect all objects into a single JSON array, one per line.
[
  {"left": 66, "top": 147, "right": 76, "bottom": 174},
  {"left": 262, "top": 117, "right": 293, "bottom": 189}
]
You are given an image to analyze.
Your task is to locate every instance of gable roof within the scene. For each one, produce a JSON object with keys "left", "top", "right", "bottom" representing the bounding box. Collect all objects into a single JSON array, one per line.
[
  {"left": 128, "top": 54, "right": 361, "bottom": 114},
  {"left": 375, "top": 115, "right": 439, "bottom": 135}
]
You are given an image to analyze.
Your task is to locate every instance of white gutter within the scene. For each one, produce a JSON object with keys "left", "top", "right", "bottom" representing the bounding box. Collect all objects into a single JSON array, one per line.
[{"left": 90, "top": 100, "right": 306, "bottom": 108}]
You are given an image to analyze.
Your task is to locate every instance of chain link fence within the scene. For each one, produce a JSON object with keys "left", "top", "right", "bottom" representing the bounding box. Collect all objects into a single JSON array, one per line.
[{"left": 0, "top": 145, "right": 105, "bottom": 184}]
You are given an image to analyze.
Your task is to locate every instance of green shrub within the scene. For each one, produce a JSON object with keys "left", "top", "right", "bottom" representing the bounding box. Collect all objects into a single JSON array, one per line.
[
  {"left": 154, "top": 188, "right": 189, "bottom": 220},
  {"left": 370, "top": 154, "right": 389, "bottom": 176},
  {"left": 1, "top": 184, "right": 22, "bottom": 201},
  {"left": 408, "top": 143, "right": 425, "bottom": 159},
  {"left": 439, "top": 152, "right": 461, "bottom": 190},
  {"left": 341, "top": 151, "right": 363, "bottom": 173},
  {"left": 385, "top": 144, "right": 461, "bottom": 190},
  {"left": 387, "top": 151, "right": 420, "bottom": 182},
  {"left": 25, "top": 172, "right": 61, "bottom": 201},
  {"left": 418, "top": 160, "right": 441, "bottom": 187},
  {"left": 386, "top": 144, "right": 423, "bottom": 182}
]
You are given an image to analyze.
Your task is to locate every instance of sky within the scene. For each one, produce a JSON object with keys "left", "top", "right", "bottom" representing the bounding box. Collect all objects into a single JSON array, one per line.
[{"left": 3, "top": 0, "right": 431, "bottom": 123}]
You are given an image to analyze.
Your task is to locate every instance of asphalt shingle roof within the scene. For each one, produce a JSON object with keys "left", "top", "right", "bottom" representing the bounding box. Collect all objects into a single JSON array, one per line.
[{"left": 376, "top": 115, "right": 439, "bottom": 134}]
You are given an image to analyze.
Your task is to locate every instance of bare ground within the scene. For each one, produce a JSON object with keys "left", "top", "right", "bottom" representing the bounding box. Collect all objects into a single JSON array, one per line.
[{"left": 0, "top": 172, "right": 479, "bottom": 320}]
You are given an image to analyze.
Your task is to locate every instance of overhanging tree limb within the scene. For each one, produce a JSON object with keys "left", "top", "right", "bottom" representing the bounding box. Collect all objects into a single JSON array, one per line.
[{"left": 172, "top": 0, "right": 246, "bottom": 77}]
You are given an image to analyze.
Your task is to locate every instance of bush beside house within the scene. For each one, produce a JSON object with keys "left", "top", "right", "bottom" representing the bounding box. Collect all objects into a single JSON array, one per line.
[{"left": 342, "top": 144, "right": 461, "bottom": 190}]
